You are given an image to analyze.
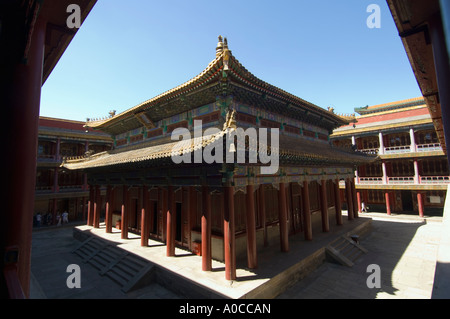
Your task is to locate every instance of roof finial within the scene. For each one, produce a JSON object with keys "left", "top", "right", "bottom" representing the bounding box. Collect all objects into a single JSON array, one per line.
[{"left": 216, "top": 35, "right": 224, "bottom": 57}]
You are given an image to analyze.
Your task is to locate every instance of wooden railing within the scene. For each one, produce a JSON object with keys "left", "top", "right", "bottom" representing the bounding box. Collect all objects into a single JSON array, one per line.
[
  {"left": 359, "top": 148, "right": 379, "bottom": 155},
  {"left": 416, "top": 143, "right": 442, "bottom": 152},
  {"left": 358, "top": 177, "right": 383, "bottom": 184},
  {"left": 420, "top": 176, "right": 450, "bottom": 184},
  {"left": 384, "top": 145, "right": 411, "bottom": 154},
  {"left": 357, "top": 143, "right": 442, "bottom": 155},
  {"left": 387, "top": 176, "right": 415, "bottom": 184}
]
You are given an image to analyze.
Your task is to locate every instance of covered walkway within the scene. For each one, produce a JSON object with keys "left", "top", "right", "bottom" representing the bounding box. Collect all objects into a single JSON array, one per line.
[{"left": 68, "top": 214, "right": 371, "bottom": 298}]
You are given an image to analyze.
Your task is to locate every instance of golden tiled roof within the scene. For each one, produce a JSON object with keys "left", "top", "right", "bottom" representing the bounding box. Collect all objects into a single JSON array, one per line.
[
  {"left": 63, "top": 111, "right": 374, "bottom": 170},
  {"left": 85, "top": 37, "right": 349, "bottom": 134}
]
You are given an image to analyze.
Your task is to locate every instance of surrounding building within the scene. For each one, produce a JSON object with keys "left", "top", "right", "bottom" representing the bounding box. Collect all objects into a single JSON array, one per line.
[
  {"left": 34, "top": 117, "right": 112, "bottom": 226},
  {"left": 1, "top": 0, "right": 98, "bottom": 298},
  {"left": 387, "top": 0, "right": 450, "bottom": 165},
  {"left": 331, "top": 97, "right": 449, "bottom": 217},
  {"left": 62, "top": 37, "right": 374, "bottom": 281},
  {"left": 387, "top": 0, "right": 450, "bottom": 298}
]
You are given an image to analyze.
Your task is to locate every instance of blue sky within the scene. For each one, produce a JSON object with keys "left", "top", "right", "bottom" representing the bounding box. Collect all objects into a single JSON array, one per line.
[{"left": 40, "top": 0, "right": 422, "bottom": 122}]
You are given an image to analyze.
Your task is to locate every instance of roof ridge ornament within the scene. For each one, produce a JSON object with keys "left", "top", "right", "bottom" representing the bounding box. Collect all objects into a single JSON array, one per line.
[{"left": 216, "top": 35, "right": 224, "bottom": 57}]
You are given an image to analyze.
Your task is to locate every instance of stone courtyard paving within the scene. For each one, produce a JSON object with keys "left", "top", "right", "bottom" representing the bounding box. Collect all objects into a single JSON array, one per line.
[{"left": 278, "top": 213, "right": 442, "bottom": 299}]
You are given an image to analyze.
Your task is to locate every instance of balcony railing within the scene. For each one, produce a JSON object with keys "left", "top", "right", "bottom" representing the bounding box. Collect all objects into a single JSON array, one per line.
[
  {"left": 356, "top": 175, "right": 450, "bottom": 185},
  {"left": 416, "top": 143, "right": 443, "bottom": 152},
  {"left": 35, "top": 184, "right": 86, "bottom": 193},
  {"left": 387, "top": 176, "right": 415, "bottom": 184},
  {"left": 359, "top": 148, "right": 379, "bottom": 155},
  {"left": 35, "top": 186, "right": 53, "bottom": 192},
  {"left": 384, "top": 145, "right": 411, "bottom": 154},
  {"left": 358, "top": 143, "right": 442, "bottom": 155},
  {"left": 420, "top": 176, "right": 450, "bottom": 184},
  {"left": 59, "top": 185, "right": 84, "bottom": 192},
  {"left": 358, "top": 177, "right": 383, "bottom": 184}
]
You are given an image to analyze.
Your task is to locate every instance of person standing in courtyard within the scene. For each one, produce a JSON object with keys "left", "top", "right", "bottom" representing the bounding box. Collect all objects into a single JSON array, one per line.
[
  {"left": 361, "top": 201, "right": 368, "bottom": 213},
  {"left": 62, "top": 210, "right": 69, "bottom": 224},
  {"left": 35, "top": 212, "right": 41, "bottom": 227}
]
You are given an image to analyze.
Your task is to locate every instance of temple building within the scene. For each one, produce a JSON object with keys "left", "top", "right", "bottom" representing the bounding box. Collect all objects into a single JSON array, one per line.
[
  {"left": 331, "top": 97, "right": 449, "bottom": 217},
  {"left": 62, "top": 37, "right": 373, "bottom": 280},
  {"left": 35, "top": 117, "right": 112, "bottom": 225}
]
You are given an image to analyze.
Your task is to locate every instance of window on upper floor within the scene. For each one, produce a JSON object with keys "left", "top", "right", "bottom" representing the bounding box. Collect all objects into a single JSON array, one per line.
[
  {"left": 416, "top": 130, "right": 439, "bottom": 145},
  {"left": 387, "top": 133, "right": 410, "bottom": 147}
]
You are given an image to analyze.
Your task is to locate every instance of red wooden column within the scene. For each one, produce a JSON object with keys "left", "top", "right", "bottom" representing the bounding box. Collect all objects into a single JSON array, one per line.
[
  {"left": 51, "top": 198, "right": 58, "bottom": 225},
  {"left": 3, "top": 15, "right": 47, "bottom": 298},
  {"left": 202, "top": 186, "right": 212, "bottom": 271},
  {"left": 166, "top": 185, "right": 175, "bottom": 256},
  {"left": 93, "top": 185, "right": 101, "bottom": 228},
  {"left": 224, "top": 186, "right": 236, "bottom": 281},
  {"left": 161, "top": 187, "right": 168, "bottom": 242},
  {"left": 53, "top": 167, "right": 59, "bottom": 193},
  {"left": 141, "top": 185, "right": 150, "bottom": 247},
  {"left": 345, "top": 178, "right": 354, "bottom": 220},
  {"left": 334, "top": 179, "right": 343, "bottom": 225},
  {"left": 188, "top": 186, "right": 196, "bottom": 250},
  {"left": 385, "top": 192, "right": 391, "bottom": 216},
  {"left": 319, "top": 180, "right": 329, "bottom": 232},
  {"left": 351, "top": 179, "right": 359, "bottom": 218},
  {"left": 105, "top": 185, "right": 113, "bottom": 233},
  {"left": 246, "top": 184, "right": 257, "bottom": 269},
  {"left": 356, "top": 191, "right": 362, "bottom": 215},
  {"left": 87, "top": 185, "right": 95, "bottom": 226},
  {"left": 82, "top": 196, "right": 87, "bottom": 222},
  {"left": 121, "top": 185, "right": 129, "bottom": 239},
  {"left": 258, "top": 185, "right": 268, "bottom": 247},
  {"left": 417, "top": 192, "right": 425, "bottom": 218},
  {"left": 302, "top": 181, "right": 312, "bottom": 241},
  {"left": 278, "top": 183, "right": 289, "bottom": 252}
]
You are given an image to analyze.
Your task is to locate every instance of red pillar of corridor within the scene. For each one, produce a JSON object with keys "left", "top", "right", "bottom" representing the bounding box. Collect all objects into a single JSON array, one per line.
[
  {"left": 385, "top": 192, "right": 392, "bottom": 216},
  {"left": 105, "top": 186, "right": 113, "bottom": 233},
  {"left": 345, "top": 178, "right": 354, "bottom": 220},
  {"left": 93, "top": 185, "right": 102, "bottom": 228},
  {"left": 0, "top": 13, "right": 46, "bottom": 298},
  {"left": 417, "top": 192, "right": 425, "bottom": 218},
  {"left": 351, "top": 179, "right": 359, "bottom": 218},
  {"left": 202, "top": 186, "right": 212, "bottom": 271},
  {"left": 278, "top": 183, "right": 289, "bottom": 252},
  {"left": 246, "top": 185, "right": 257, "bottom": 269},
  {"left": 2, "top": 16, "right": 46, "bottom": 297},
  {"left": 87, "top": 185, "right": 95, "bottom": 226},
  {"left": 166, "top": 185, "right": 175, "bottom": 257},
  {"left": 224, "top": 186, "right": 236, "bottom": 280},
  {"left": 320, "top": 180, "right": 329, "bottom": 232},
  {"left": 141, "top": 186, "right": 150, "bottom": 247},
  {"left": 121, "top": 186, "right": 129, "bottom": 239},
  {"left": 302, "top": 181, "right": 313, "bottom": 241},
  {"left": 334, "top": 179, "right": 343, "bottom": 226}
]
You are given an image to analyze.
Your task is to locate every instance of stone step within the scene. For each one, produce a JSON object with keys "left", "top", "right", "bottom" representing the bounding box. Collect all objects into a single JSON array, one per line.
[
  {"left": 72, "top": 236, "right": 155, "bottom": 293},
  {"left": 326, "top": 235, "right": 367, "bottom": 267}
]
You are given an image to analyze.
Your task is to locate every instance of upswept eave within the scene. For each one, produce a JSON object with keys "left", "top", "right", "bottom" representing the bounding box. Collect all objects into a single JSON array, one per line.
[
  {"left": 63, "top": 110, "right": 375, "bottom": 171},
  {"left": 85, "top": 37, "right": 349, "bottom": 134}
]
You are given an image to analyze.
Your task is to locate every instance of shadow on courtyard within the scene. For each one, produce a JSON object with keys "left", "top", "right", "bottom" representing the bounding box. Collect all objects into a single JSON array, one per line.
[
  {"left": 276, "top": 217, "right": 430, "bottom": 299},
  {"left": 31, "top": 214, "right": 435, "bottom": 299}
]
